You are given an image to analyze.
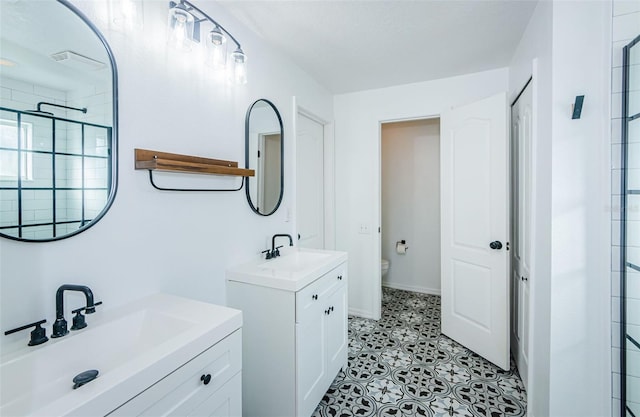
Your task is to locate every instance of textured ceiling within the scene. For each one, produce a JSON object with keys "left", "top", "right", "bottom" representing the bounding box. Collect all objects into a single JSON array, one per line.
[{"left": 219, "top": 1, "right": 538, "bottom": 94}]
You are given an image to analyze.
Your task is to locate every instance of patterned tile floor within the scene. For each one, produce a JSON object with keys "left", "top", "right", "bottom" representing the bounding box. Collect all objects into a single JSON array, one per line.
[{"left": 312, "top": 287, "right": 527, "bottom": 417}]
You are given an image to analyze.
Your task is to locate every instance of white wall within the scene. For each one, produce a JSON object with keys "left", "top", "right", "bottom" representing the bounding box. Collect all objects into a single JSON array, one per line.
[
  {"left": 611, "top": 2, "right": 640, "bottom": 415},
  {"left": 548, "top": 2, "right": 611, "bottom": 416},
  {"left": 334, "top": 68, "right": 509, "bottom": 319},
  {"left": 381, "top": 119, "right": 440, "bottom": 295},
  {"left": 510, "top": 1, "right": 613, "bottom": 416},
  {"left": 0, "top": 0, "right": 333, "bottom": 353}
]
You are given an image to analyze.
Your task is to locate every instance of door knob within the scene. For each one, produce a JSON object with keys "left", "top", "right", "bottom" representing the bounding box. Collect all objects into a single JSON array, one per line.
[{"left": 489, "top": 241, "right": 503, "bottom": 250}]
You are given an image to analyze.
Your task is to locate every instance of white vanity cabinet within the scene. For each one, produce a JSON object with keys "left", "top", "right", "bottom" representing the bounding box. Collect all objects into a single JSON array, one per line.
[
  {"left": 226, "top": 252, "right": 348, "bottom": 417},
  {"left": 108, "top": 330, "right": 242, "bottom": 417}
]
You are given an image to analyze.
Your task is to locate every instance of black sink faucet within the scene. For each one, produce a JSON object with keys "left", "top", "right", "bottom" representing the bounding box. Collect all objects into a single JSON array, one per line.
[
  {"left": 52, "top": 285, "right": 96, "bottom": 338},
  {"left": 269, "top": 234, "right": 293, "bottom": 258}
]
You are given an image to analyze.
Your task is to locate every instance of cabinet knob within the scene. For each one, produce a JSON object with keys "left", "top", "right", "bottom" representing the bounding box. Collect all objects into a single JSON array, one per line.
[
  {"left": 325, "top": 309, "right": 330, "bottom": 315},
  {"left": 489, "top": 241, "right": 503, "bottom": 250},
  {"left": 312, "top": 294, "right": 318, "bottom": 300},
  {"left": 201, "top": 374, "right": 212, "bottom": 385},
  {"left": 337, "top": 275, "right": 343, "bottom": 281},
  {"left": 521, "top": 276, "right": 528, "bottom": 282},
  {"left": 330, "top": 306, "right": 334, "bottom": 312}
]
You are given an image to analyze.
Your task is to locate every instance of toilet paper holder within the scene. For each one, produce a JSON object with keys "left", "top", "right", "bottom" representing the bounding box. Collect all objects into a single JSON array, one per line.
[{"left": 396, "top": 240, "right": 409, "bottom": 254}]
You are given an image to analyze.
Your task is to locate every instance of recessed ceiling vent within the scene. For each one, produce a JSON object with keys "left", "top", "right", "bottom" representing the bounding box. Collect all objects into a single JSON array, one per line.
[{"left": 50, "top": 51, "right": 106, "bottom": 71}]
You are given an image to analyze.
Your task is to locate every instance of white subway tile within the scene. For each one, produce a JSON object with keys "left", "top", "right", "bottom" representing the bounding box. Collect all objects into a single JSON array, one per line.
[
  {"left": 0, "top": 78, "right": 34, "bottom": 93},
  {"left": 10, "top": 90, "right": 39, "bottom": 106},
  {"left": 612, "top": 397, "right": 620, "bottom": 417},
  {"left": 614, "top": 219, "right": 622, "bottom": 244},
  {"left": 613, "top": 66, "right": 624, "bottom": 94},
  {"left": 614, "top": 323, "right": 621, "bottom": 348},
  {"left": 613, "top": 270, "right": 622, "bottom": 296},
  {"left": 614, "top": 0, "right": 640, "bottom": 16},
  {"left": 614, "top": 245, "right": 622, "bottom": 272},
  {"left": 612, "top": 118, "right": 623, "bottom": 144},
  {"left": 630, "top": 222, "right": 640, "bottom": 247},
  {"left": 33, "top": 85, "right": 66, "bottom": 101},
  {"left": 613, "top": 371, "right": 621, "bottom": 398},
  {"left": 629, "top": 169, "right": 640, "bottom": 190},
  {"left": 613, "top": 93, "right": 623, "bottom": 118},
  {"left": 613, "top": 40, "right": 630, "bottom": 68},
  {"left": 629, "top": 271, "right": 640, "bottom": 299},
  {"left": 613, "top": 347, "right": 622, "bottom": 373},
  {"left": 629, "top": 324, "right": 640, "bottom": 351},
  {"left": 629, "top": 375, "right": 640, "bottom": 403},
  {"left": 629, "top": 298, "right": 640, "bottom": 326},
  {"left": 612, "top": 12, "right": 640, "bottom": 42},
  {"left": 613, "top": 169, "right": 622, "bottom": 195},
  {"left": 613, "top": 143, "right": 623, "bottom": 169},
  {"left": 1, "top": 87, "right": 11, "bottom": 100},
  {"left": 614, "top": 296, "right": 621, "bottom": 322}
]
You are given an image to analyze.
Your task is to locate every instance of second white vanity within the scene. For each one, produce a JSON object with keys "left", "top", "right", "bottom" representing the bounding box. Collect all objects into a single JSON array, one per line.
[{"left": 226, "top": 248, "right": 348, "bottom": 417}]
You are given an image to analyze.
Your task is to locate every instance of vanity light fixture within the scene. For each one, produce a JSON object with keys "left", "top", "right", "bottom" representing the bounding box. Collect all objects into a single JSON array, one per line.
[{"left": 168, "top": 0, "right": 247, "bottom": 84}]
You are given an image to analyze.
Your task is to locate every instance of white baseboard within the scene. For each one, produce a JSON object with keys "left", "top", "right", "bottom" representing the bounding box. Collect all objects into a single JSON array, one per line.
[
  {"left": 382, "top": 281, "right": 441, "bottom": 296},
  {"left": 348, "top": 307, "right": 377, "bottom": 319}
]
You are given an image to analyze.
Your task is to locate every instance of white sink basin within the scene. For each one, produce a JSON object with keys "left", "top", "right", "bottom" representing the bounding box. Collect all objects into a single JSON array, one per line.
[
  {"left": 227, "top": 248, "right": 348, "bottom": 291},
  {"left": 258, "top": 251, "right": 332, "bottom": 272},
  {"left": 0, "top": 294, "right": 242, "bottom": 417}
]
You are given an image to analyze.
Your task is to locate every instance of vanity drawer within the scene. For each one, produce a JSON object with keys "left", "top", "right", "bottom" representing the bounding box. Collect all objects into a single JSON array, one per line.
[
  {"left": 108, "top": 329, "right": 242, "bottom": 417},
  {"left": 296, "top": 264, "right": 346, "bottom": 322}
]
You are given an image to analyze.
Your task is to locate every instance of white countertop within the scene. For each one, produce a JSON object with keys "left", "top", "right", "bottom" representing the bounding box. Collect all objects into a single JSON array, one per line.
[
  {"left": 226, "top": 247, "right": 348, "bottom": 292},
  {"left": 0, "top": 294, "right": 242, "bottom": 417}
]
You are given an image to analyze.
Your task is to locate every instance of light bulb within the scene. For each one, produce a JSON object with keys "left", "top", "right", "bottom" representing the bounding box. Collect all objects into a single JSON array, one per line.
[
  {"left": 206, "top": 27, "right": 227, "bottom": 70},
  {"left": 168, "top": 4, "right": 195, "bottom": 51},
  {"left": 229, "top": 48, "right": 247, "bottom": 85}
]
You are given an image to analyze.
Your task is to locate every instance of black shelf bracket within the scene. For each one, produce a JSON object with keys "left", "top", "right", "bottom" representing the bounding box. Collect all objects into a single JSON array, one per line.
[{"left": 147, "top": 170, "right": 245, "bottom": 192}]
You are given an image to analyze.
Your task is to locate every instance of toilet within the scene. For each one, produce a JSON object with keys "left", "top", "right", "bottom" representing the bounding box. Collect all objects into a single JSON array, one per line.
[{"left": 381, "top": 259, "right": 390, "bottom": 278}]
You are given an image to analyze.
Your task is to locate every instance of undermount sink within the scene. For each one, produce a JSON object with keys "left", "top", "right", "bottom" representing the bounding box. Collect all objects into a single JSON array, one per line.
[
  {"left": 0, "top": 294, "right": 242, "bottom": 417},
  {"left": 227, "top": 248, "right": 348, "bottom": 291},
  {"left": 257, "top": 250, "right": 332, "bottom": 272}
]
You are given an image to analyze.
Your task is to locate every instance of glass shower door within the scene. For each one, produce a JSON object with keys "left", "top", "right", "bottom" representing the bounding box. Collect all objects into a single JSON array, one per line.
[{"left": 622, "top": 33, "right": 640, "bottom": 417}]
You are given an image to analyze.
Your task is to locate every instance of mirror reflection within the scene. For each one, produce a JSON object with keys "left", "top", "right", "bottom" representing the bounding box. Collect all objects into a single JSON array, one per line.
[
  {"left": 0, "top": 0, "right": 117, "bottom": 241},
  {"left": 245, "top": 99, "right": 283, "bottom": 216}
]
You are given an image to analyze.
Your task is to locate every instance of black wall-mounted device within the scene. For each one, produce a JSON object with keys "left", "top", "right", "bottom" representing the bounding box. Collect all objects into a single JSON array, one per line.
[{"left": 572, "top": 95, "right": 585, "bottom": 119}]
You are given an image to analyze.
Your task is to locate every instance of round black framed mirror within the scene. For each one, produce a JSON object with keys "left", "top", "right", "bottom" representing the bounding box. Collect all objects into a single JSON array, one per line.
[
  {"left": 0, "top": 0, "right": 118, "bottom": 242},
  {"left": 245, "top": 99, "right": 283, "bottom": 216}
]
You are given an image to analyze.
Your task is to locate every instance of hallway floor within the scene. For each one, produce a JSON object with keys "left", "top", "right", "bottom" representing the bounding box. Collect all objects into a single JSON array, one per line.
[{"left": 312, "top": 287, "right": 527, "bottom": 417}]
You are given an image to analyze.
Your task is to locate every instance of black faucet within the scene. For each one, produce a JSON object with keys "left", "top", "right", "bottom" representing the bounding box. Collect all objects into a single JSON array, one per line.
[
  {"left": 52, "top": 285, "right": 97, "bottom": 338},
  {"left": 268, "top": 234, "right": 293, "bottom": 258}
]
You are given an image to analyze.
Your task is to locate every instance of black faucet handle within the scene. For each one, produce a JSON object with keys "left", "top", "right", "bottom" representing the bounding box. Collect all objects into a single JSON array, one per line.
[
  {"left": 72, "top": 301, "right": 102, "bottom": 315},
  {"left": 262, "top": 249, "right": 273, "bottom": 259},
  {"left": 4, "top": 319, "right": 49, "bottom": 346},
  {"left": 274, "top": 245, "right": 284, "bottom": 257},
  {"left": 71, "top": 310, "right": 87, "bottom": 331}
]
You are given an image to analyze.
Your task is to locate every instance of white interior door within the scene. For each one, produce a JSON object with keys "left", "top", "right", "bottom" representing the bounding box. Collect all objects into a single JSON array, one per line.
[
  {"left": 297, "top": 113, "right": 324, "bottom": 249},
  {"left": 440, "top": 92, "right": 510, "bottom": 370},
  {"left": 510, "top": 81, "right": 532, "bottom": 387}
]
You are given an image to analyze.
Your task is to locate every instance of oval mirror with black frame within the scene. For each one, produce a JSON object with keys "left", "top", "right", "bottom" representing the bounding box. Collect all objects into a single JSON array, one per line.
[
  {"left": 245, "top": 99, "right": 283, "bottom": 216},
  {"left": 0, "top": 0, "right": 118, "bottom": 242}
]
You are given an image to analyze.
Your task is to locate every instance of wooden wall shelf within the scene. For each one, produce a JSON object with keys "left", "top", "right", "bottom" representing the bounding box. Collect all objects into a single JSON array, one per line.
[{"left": 135, "top": 148, "right": 254, "bottom": 177}]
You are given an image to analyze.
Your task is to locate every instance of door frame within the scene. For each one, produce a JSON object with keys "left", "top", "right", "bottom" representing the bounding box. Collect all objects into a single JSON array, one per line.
[
  {"left": 375, "top": 114, "right": 441, "bottom": 320},
  {"left": 374, "top": 90, "right": 537, "bottom": 389},
  {"left": 293, "top": 100, "right": 336, "bottom": 250}
]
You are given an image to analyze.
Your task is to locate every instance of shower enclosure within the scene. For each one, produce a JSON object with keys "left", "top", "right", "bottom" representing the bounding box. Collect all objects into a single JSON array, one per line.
[
  {"left": 0, "top": 106, "right": 112, "bottom": 240},
  {"left": 621, "top": 33, "right": 640, "bottom": 417}
]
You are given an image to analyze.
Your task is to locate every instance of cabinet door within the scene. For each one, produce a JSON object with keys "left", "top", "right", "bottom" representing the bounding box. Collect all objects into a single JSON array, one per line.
[
  {"left": 189, "top": 373, "right": 241, "bottom": 417},
  {"left": 326, "top": 284, "right": 348, "bottom": 377},
  {"left": 296, "top": 308, "right": 327, "bottom": 417},
  {"left": 108, "top": 331, "right": 241, "bottom": 417}
]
